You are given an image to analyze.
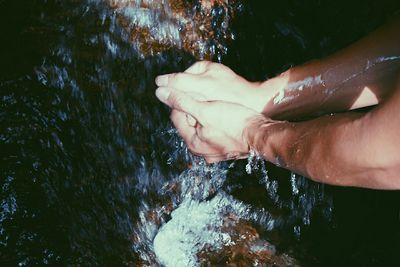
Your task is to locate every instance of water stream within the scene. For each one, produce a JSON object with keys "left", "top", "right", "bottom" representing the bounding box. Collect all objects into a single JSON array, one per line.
[{"left": 1, "top": 0, "right": 400, "bottom": 266}]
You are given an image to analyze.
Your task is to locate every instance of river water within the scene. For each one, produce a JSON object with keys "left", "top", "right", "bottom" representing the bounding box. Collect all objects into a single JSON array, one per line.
[{"left": 1, "top": 0, "right": 400, "bottom": 266}]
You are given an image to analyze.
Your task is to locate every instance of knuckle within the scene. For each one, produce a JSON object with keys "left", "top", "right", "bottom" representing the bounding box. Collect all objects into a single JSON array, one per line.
[
  {"left": 173, "top": 95, "right": 185, "bottom": 109},
  {"left": 207, "top": 61, "right": 221, "bottom": 71},
  {"left": 167, "top": 92, "right": 184, "bottom": 108},
  {"left": 193, "top": 61, "right": 210, "bottom": 71},
  {"left": 165, "top": 73, "right": 176, "bottom": 86},
  {"left": 192, "top": 61, "right": 204, "bottom": 67},
  {"left": 200, "top": 60, "right": 212, "bottom": 68}
]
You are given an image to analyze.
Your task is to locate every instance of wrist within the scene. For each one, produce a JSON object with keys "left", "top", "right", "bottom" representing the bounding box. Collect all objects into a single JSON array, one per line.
[
  {"left": 252, "top": 74, "right": 289, "bottom": 115},
  {"left": 243, "top": 114, "right": 288, "bottom": 162}
]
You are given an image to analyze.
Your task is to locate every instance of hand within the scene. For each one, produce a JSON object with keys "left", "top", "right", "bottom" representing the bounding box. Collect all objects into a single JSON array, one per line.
[
  {"left": 155, "top": 61, "right": 266, "bottom": 112},
  {"left": 155, "top": 87, "right": 261, "bottom": 163}
]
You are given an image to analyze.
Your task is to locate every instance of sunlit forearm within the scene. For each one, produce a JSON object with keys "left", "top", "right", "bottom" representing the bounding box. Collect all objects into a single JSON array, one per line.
[
  {"left": 245, "top": 107, "right": 400, "bottom": 189},
  {"left": 254, "top": 16, "right": 400, "bottom": 120}
]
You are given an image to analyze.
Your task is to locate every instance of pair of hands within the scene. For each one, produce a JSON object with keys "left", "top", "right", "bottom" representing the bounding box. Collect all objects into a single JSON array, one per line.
[{"left": 155, "top": 61, "right": 268, "bottom": 163}]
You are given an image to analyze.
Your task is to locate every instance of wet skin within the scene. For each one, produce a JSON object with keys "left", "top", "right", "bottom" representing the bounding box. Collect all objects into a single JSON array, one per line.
[{"left": 155, "top": 17, "right": 400, "bottom": 189}]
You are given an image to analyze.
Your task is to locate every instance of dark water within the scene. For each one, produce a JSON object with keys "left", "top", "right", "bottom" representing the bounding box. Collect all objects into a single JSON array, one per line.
[{"left": 1, "top": 0, "right": 400, "bottom": 266}]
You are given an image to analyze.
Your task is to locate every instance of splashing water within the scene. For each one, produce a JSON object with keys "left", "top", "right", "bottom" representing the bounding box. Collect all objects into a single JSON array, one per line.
[
  {"left": 0, "top": 0, "right": 340, "bottom": 266},
  {"left": 104, "top": 0, "right": 240, "bottom": 60},
  {"left": 94, "top": 2, "right": 332, "bottom": 264}
]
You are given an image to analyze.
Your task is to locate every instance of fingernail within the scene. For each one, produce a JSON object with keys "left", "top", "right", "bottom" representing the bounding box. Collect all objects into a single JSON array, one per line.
[
  {"left": 186, "top": 114, "right": 197, "bottom": 127},
  {"left": 155, "top": 88, "right": 171, "bottom": 102},
  {"left": 155, "top": 75, "right": 168, "bottom": 86}
]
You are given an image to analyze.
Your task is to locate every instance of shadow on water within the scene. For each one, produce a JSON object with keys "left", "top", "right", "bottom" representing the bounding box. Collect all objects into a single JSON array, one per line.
[{"left": 1, "top": 0, "right": 400, "bottom": 266}]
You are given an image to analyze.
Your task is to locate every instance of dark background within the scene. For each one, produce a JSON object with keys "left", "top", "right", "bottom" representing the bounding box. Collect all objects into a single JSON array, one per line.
[{"left": 1, "top": 0, "right": 400, "bottom": 266}]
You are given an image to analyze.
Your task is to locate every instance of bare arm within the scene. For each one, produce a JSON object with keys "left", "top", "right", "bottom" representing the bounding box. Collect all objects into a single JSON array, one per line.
[
  {"left": 246, "top": 73, "right": 400, "bottom": 189},
  {"left": 155, "top": 16, "right": 400, "bottom": 189},
  {"left": 257, "top": 16, "right": 400, "bottom": 120},
  {"left": 155, "top": 17, "right": 400, "bottom": 121}
]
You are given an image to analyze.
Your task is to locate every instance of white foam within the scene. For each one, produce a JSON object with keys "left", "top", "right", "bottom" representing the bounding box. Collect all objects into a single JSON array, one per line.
[{"left": 153, "top": 193, "right": 250, "bottom": 267}]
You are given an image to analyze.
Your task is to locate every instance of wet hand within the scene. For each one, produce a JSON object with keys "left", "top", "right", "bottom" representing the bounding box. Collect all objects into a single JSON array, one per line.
[
  {"left": 155, "top": 87, "right": 260, "bottom": 163},
  {"left": 155, "top": 61, "right": 264, "bottom": 112}
]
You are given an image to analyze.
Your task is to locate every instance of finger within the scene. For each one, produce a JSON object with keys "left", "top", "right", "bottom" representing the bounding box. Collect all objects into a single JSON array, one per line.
[
  {"left": 170, "top": 111, "right": 214, "bottom": 157},
  {"left": 170, "top": 112, "right": 221, "bottom": 156},
  {"left": 188, "top": 134, "right": 224, "bottom": 157},
  {"left": 157, "top": 87, "right": 207, "bottom": 101},
  {"left": 156, "top": 89, "right": 205, "bottom": 122},
  {"left": 155, "top": 72, "right": 201, "bottom": 92},
  {"left": 204, "top": 152, "right": 249, "bottom": 164},
  {"left": 184, "top": 61, "right": 212, "bottom": 74},
  {"left": 170, "top": 110, "right": 197, "bottom": 144}
]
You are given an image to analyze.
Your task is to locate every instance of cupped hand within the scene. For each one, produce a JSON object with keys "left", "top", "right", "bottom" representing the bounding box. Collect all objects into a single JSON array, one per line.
[
  {"left": 155, "top": 87, "right": 261, "bottom": 163},
  {"left": 155, "top": 61, "right": 265, "bottom": 113}
]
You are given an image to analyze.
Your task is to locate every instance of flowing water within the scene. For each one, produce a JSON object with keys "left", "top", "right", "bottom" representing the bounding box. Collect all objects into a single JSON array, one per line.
[{"left": 1, "top": 0, "right": 400, "bottom": 266}]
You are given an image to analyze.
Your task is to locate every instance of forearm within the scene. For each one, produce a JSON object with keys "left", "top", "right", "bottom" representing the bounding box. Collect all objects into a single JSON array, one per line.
[
  {"left": 254, "top": 16, "right": 400, "bottom": 120},
  {"left": 245, "top": 109, "right": 400, "bottom": 189}
]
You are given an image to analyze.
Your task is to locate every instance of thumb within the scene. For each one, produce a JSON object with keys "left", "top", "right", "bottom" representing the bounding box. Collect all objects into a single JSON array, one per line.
[{"left": 155, "top": 87, "right": 204, "bottom": 121}]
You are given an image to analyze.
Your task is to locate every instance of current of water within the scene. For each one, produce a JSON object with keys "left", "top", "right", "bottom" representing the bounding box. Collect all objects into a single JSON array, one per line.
[{"left": 1, "top": 0, "right": 399, "bottom": 266}]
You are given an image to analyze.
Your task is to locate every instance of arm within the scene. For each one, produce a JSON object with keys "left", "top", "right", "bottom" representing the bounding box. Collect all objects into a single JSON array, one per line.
[
  {"left": 256, "top": 16, "right": 400, "bottom": 120},
  {"left": 155, "top": 17, "right": 400, "bottom": 120},
  {"left": 155, "top": 16, "right": 400, "bottom": 189},
  {"left": 155, "top": 70, "right": 400, "bottom": 189},
  {"left": 245, "top": 74, "right": 400, "bottom": 189}
]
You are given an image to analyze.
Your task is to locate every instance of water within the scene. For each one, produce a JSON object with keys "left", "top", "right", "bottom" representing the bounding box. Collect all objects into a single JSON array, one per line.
[{"left": 1, "top": 0, "right": 400, "bottom": 266}]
